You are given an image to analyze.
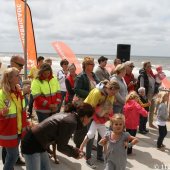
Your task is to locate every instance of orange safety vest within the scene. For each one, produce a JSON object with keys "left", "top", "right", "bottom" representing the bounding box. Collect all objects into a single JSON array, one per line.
[{"left": 0, "top": 90, "right": 28, "bottom": 147}]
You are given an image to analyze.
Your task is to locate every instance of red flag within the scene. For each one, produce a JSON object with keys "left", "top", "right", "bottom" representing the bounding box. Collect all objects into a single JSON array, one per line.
[
  {"left": 52, "top": 41, "right": 82, "bottom": 73},
  {"left": 15, "top": 0, "right": 37, "bottom": 68},
  {"left": 162, "top": 78, "right": 170, "bottom": 88}
]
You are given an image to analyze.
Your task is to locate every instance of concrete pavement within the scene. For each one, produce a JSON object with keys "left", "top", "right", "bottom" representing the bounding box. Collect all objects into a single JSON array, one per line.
[{"left": 0, "top": 121, "right": 170, "bottom": 170}]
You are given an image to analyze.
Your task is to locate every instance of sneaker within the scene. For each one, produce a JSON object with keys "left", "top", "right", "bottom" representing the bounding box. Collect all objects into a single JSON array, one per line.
[
  {"left": 144, "top": 129, "right": 149, "bottom": 133},
  {"left": 97, "top": 156, "right": 104, "bottom": 162},
  {"left": 138, "top": 130, "right": 147, "bottom": 134},
  {"left": 16, "top": 156, "right": 25, "bottom": 165},
  {"left": 157, "top": 146, "right": 165, "bottom": 151},
  {"left": 161, "top": 144, "right": 166, "bottom": 148},
  {"left": 86, "top": 159, "right": 97, "bottom": 169}
]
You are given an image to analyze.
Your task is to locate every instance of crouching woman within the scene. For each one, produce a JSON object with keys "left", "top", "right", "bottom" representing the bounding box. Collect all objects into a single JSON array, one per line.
[{"left": 21, "top": 103, "right": 94, "bottom": 170}]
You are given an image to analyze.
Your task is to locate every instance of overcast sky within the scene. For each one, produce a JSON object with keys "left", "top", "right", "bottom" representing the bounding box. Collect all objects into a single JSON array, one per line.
[{"left": 0, "top": 0, "right": 170, "bottom": 56}]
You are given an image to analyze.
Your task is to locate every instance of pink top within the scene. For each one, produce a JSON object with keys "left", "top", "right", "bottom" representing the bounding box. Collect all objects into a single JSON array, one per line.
[{"left": 123, "top": 99, "right": 148, "bottom": 129}]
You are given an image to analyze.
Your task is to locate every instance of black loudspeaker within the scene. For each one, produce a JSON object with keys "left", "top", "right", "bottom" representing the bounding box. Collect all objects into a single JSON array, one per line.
[{"left": 117, "top": 44, "right": 131, "bottom": 63}]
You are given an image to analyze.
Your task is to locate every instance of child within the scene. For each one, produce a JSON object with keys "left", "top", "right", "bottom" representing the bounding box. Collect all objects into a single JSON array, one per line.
[
  {"left": 156, "top": 91, "right": 169, "bottom": 151},
  {"left": 123, "top": 91, "right": 148, "bottom": 154},
  {"left": 155, "top": 65, "right": 166, "bottom": 93},
  {"left": 80, "top": 100, "right": 113, "bottom": 153},
  {"left": 138, "top": 87, "right": 150, "bottom": 134},
  {"left": 98, "top": 114, "right": 138, "bottom": 170}
]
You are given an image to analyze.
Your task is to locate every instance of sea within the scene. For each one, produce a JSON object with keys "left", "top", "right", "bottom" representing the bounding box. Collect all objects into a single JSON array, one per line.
[{"left": 0, "top": 52, "right": 170, "bottom": 79}]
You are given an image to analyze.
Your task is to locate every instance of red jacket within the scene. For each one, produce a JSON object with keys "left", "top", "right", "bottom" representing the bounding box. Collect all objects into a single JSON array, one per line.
[
  {"left": 32, "top": 76, "right": 61, "bottom": 113},
  {"left": 123, "top": 99, "right": 148, "bottom": 130}
]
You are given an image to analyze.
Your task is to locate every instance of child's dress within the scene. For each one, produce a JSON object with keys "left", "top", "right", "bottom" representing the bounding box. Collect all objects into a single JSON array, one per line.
[{"left": 105, "top": 131, "right": 130, "bottom": 170}]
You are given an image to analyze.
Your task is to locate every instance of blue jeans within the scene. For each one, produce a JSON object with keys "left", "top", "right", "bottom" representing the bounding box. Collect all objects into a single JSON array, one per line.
[
  {"left": 36, "top": 111, "right": 50, "bottom": 123},
  {"left": 24, "top": 152, "right": 51, "bottom": 170},
  {"left": 85, "top": 121, "right": 103, "bottom": 160},
  {"left": 3, "top": 146, "right": 19, "bottom": 170},
  {"left": 113, "top": 104, "right": 124, "bottom": 114}
]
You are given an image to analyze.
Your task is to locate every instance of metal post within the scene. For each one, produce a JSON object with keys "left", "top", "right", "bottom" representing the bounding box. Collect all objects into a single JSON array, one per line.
[{"left": 24, "top": 0, "right": 27, "bottom": 79}]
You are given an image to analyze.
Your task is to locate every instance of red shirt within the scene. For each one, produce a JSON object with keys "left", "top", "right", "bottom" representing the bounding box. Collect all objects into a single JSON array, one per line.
[{"left": 124, "top": 73, "right": 135, "bottom": 92}]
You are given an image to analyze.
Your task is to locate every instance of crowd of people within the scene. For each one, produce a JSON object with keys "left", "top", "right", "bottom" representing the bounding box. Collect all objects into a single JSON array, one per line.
[{"left": 0, "top": 55, "right": 169, "bottom": 170}]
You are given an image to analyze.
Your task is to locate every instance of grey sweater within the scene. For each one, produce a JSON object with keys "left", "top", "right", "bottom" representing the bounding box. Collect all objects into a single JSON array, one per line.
[
  {"left": 110, "top": 74, "right": 128, "bottom": 105},
  {"left": 157, "top": 103, "right": 168, "bottom": 122}
]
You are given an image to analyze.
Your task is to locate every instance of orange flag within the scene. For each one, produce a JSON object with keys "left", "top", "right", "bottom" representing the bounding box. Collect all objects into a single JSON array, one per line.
[
  {"left": 15, "top": 0, "right": 37, "bottom": 68},
  {"left": 52, "top": 41, "right": 82, "bottom": 73}
]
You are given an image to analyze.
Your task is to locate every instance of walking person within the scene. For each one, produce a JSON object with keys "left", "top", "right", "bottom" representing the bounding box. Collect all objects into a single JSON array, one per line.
[{"left": 156, "top": 91, "right": 169, "bottom": 151}]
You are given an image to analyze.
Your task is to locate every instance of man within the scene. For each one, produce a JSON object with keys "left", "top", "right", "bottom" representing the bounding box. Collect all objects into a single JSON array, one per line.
[
  {"left": 110, "top": 58, "right": 122, "bottom": 75},
  {"left": 27, "top": 56, "right": 44, "bottom": 118},
  {"left": 28, "top": 56, "right": 44, "bottom": 79},
  {"left": 94, "top": 56, "right": 110, "bottom": 81},
  {"left": 2, "top": 55, "right": 27, "bottom": 166}
]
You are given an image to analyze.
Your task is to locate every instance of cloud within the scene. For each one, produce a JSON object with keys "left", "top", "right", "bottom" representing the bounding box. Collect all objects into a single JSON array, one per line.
[{"left": 0, "top": 0, "right": 170, "bottom": 56}]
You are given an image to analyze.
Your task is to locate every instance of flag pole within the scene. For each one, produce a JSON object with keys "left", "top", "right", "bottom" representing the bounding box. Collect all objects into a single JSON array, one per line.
[{"left": 24, "top": 0, "right": 27, "bottom": 79}]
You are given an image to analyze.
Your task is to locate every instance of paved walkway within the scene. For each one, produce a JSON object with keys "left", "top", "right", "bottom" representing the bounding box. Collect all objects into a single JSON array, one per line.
[{"left": 0, "top": 121, "right": 169, "bottom": 170}]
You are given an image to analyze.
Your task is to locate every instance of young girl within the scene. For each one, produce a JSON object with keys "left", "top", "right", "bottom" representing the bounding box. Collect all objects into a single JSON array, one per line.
[
  {"left": 156, "top": 91, "right": 169, "bottom": 151},
  {"left": 99, "top": 114, "right": 138, "bottom": 170},
  {"left": 79, "top": 100, "right": 113, "bottom": 151},
  {"left": 123, "top": 91, "right": 148, "bottom": 154}
]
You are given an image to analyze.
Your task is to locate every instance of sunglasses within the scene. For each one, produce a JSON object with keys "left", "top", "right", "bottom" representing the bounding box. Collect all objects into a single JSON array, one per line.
[
  {"left": 14, "top": 61, "right": 24, "bottom": 67},
  {"left": 88, "top": 63, "right": 95, "bottom": 66}
]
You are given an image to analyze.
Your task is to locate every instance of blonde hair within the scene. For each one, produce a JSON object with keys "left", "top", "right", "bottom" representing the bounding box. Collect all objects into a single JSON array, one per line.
[
  {"left": 126, "top": 91, "right": 140, "bottom": 103},
  {"left": 110, "top": 113, "right": 125, "bottom": 127},
  {"left": 82, "top": 56, "right": 94, "bottom": 71},
  {"left": 101, "top": 79, "right": 120, "bottom": 90},
  {"left": 0, "top": 67, "right": 19, "bottom": 97},
  {"left": 97, "top": 100, "right": 113, "bottom": 117},
  {"left": 156, "top": 91, "right": 168, "bottom": 105},
  {"left": 113, "top": 63, "right": 126, "bottom": 75}
]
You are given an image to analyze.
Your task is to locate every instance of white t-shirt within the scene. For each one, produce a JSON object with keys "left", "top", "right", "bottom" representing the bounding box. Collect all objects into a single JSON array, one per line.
[{"left": 57, "top": 70, "right": 67, "bottom": 91}]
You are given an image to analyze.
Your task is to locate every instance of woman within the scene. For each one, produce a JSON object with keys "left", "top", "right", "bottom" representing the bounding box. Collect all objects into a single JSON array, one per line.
[
  {"left": 137, "top": 61, "right": 157, "bottom": 128},
  {"left": 0, "top": 67, "right": 28, "bottom": 170},
  {"left": 74, "top": 56, "right": 99, "bottom": 101},
  {"left": 74, "top": 56, "right": 103, "bottom": 167},
  {"left": 110, "top": 63, "right": 128, "bottom": 113},
  {"left": 80, "top": 80, "right": 120, "bottom": 168},
  {"left": 31, "top": 63, "right": 61, "bottom": 123},
  {"left": 65, "top": 63, "right": 77, "bottom": 104},
  {"left": 21, "top": 103, "right": 94, "bottom": 170}
]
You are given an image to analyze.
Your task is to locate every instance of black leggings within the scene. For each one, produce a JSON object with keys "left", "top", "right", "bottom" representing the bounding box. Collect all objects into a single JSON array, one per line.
[
  {"left": 157, "top": 125, "right": 167, "bottom": 148},
  {"left": 126, "top": 129, "right": 137, "bottom": 154}
]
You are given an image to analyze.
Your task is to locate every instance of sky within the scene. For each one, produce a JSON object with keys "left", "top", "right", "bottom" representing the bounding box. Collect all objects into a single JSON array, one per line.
[{"left": 0, "top": 0, "right": 170, "bottom": 56}]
